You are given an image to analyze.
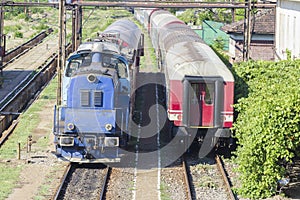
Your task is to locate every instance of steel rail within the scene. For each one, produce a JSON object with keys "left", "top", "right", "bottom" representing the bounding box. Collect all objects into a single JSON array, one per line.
[
  {"left": 183, "top": 159, "right": 193, "bottom": 200},
  {"left": 215, "top": 155, "right": 237, "bottom": 200},
  {"left": 100, "top": 167, "right": 111, "bottom": 200},
  {"left": 0, "top": 119, "right": 18, "bottom": 147},
  {"left": 52, "top": 163, "right": 72, "bottom": 200}
]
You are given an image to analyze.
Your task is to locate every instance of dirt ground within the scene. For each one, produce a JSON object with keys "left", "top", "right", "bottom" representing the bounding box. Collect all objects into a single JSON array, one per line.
[{"left": 4, "top": 92, "right": 68, "bottom": 200}]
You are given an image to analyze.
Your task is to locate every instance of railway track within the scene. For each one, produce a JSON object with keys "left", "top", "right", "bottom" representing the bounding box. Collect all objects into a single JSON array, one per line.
[
  {"left": 183, "top": 148, "right": 237, "bottom": 200},
  {"left": 0, "top": 33, "right": 58, "bottom": 138},
  {"left": 0, "top": 54, "right": 57, "bottom": 147},
  {"left": 159, "top": 158, "right": 193, "bottom": 200},
  {"left": 0, "top": 34, "right": 73, "bottom": 147},
  {"left": 215, "top": 155, "right": 236, "bottom": 200},
  {"left": 183, "top": 159, "right": 193, "bottom": 200},
  {"left": 53, "top": 163, "right": 110, "bottom": 200}
]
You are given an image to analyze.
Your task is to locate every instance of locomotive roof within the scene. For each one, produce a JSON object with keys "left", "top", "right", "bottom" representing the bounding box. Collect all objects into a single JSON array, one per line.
[
  {"left": 103, "top": 19, "right": 141, "bottom": 50},
  {"left": 165, "top": 41, "right": 234, "bottom": 82},
  {"left": 76, "top": 41, "right": 120, "bottom": 55}
]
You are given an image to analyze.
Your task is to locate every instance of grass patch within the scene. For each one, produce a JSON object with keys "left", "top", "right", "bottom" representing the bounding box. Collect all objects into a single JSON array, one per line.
[
  {"left": 34, "top": 184, "right": 49, "bottom": 200},
  {"left": 197, "top": 176, "right": 218, "bottom": 189},
  {"left": 139, "top": 33, "right": 158, "bottom": 72},
  {"left": 0, "top": 163, "right": 23, "bottom": 200},
  {"left": 0, "top": 79, "right": 57, "bottom": 159},
  {"left": 160, "top": 181, "right": 171, "bottom": 200},
  {"left": 0, "top": 77, "right": 57, "bottom": 199},
  {"left": 0, "top": 111, "right": 40, "bottom": 159},
  {"left": 34, "top": 163, "right": 63, "bottom": 200}
]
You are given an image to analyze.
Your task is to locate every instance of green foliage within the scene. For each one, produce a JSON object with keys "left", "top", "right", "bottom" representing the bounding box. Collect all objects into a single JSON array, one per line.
[
  {"left": 177, "top": 9, "right": 200, "bottom": 25},
  {"left": 17, "top": 13, "right": 29, "bottom": 21},
  {"left": 14, "top": 31, "right": 23, "bottom": 38},
  {"left": 212, "top": 36, "right": 225, "bottom": 50},
  {"left": 4, "top": 7, "right": 24, "bottom": 20},
  {"left": 33, "top": 23, "right": 50, "bottom": 32},
  {"left": 178, "top": 8, "right": 234, "bottom": 25},
  {"left": 232, "top": 60, "right": 300, "bottom": 199},
  {"left": 4, "top": 25, "right": 22, "bottom": 34},
  {"left": 210, "top": 46, "right": 231, "bottom": 67},
  {"left": 286, "top": 49, "right": 292, "bottom": 61},
  {"left": 235, "top": 9, "right": 245, "bottom": 21}
]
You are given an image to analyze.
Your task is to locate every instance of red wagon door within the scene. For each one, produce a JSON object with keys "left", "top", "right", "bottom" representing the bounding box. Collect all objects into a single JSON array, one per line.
[
  {"left": 182, "top": 76, "right": 224, "bottom": 128},
  {"left": 188, "top": 83, "right": 214, "bottom": 127}
]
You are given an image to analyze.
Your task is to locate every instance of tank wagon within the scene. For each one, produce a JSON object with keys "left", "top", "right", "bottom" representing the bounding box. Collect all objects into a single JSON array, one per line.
[
  {"left": 135, "top": 9, "right": 234, "bottom": 145},
  {"left": 53, "top": 19, "right": 143, "bottom": 162}
]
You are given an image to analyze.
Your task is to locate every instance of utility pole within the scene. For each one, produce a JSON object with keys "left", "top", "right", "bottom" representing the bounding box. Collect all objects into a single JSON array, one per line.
[
  {"left": 75, "top": 5, "right": 82, "bottom": 50},
  {"left": 57, "top": 0, "right": 66, "bottom": 106},
  {"left": 243, "top": 0, "right": 252, "bottom": 61},
  {"left": 231, "top": 0, "right": 235, "bottom": 23},
  {"left": 72, "top": 6, "right": 76, "bottom": 52},
  {"left": 0, "top": 0, "right": 4, "bottom": 76},
  {"left": 72, "top": 5, "right": 82, "bottom": 51}
]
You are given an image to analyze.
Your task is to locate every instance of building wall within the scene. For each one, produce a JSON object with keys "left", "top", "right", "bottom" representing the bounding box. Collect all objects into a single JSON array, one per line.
[
  {"left": 228, "top": 38, "right": 274, "bottom": 63},
  {"left": 276, "top": 0, "right": 300, "bottom": 60}
]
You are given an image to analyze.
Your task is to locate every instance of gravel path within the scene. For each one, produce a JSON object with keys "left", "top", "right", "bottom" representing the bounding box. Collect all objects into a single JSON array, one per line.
[
  {"left": 186, "top": 155, "right": 229, "bottom": 200},
  {"left": 105, "top": 168, "right": 135, "bottom": 200},
  {"left": 161, "top": 160, "right": 188, "bottom": 200}
]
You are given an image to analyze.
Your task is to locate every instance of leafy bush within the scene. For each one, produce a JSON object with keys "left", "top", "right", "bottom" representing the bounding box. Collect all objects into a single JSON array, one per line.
[{"left": 233, "top": 60, "right": 300, "bottom": 199}]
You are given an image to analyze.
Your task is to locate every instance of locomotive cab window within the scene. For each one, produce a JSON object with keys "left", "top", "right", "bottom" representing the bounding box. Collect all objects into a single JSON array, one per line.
[
  {"left": 66, "top": 60, "right": 81, "bottom": 77},
  {"left": 103, "top": 56, "right": 128, "bottom": 78},
  {"left": 116, "top": 61, "right": 128, "bottom": 78}
]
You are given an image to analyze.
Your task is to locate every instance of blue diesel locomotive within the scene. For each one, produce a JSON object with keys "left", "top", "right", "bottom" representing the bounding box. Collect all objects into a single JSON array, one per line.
[{"left": 53, "top": 19, "right": 143, "bottom": 163}]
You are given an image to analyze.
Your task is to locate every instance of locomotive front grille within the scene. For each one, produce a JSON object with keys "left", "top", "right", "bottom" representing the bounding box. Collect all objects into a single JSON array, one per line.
[
  {"left": 94, "top": 91, "right": 103, "bottom": 107},
  {"left": 80, "top": 90, "right": 90, "bottom": 106}
]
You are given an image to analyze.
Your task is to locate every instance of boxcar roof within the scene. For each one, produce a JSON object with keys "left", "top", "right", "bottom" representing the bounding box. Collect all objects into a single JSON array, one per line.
[
  {"left": 151, "top": 13, "right": 184, "bottom": 29},
  {"left": 103, "top": 19, "right": 141, "bottom": 50},
  {"left": 159, "top": 23, "right": 203, "bottom": 52},
  {"left": 165, "top": 41, "right": 234, "bottom": 82}
]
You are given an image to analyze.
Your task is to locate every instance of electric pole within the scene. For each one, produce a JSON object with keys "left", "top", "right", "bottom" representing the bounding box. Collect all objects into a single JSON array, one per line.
[
  {"left": 57, "top": 0, "right": 66, "bottom": 106},
  {"left": 0, "top": 0, "right": 4, "bottom": 76},
  {"left": 243, "top": 0, "right": 252, "bottom": 61},
  {"left": 72, "top": 5, "right": 82, "bottom": 51}
]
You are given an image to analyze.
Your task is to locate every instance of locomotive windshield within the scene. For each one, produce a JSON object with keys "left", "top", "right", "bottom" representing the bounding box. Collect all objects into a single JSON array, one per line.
[{"left": 65, "top": 52, "right": 128, "bottom": 78}]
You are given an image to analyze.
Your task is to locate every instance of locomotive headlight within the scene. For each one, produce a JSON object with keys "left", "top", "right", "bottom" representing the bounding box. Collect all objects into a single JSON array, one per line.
[
  {"left": 105, "top": 123, "right": 113, "bottom": 131},
  {"left": 87, "top": 74, "right": 97, "bottom": 83},
  {"left": 104, "top": 137, "right": 119, "bottom": 147},
  {"left": 67, "top": 123, "right": 75, "bottom": 131}
]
